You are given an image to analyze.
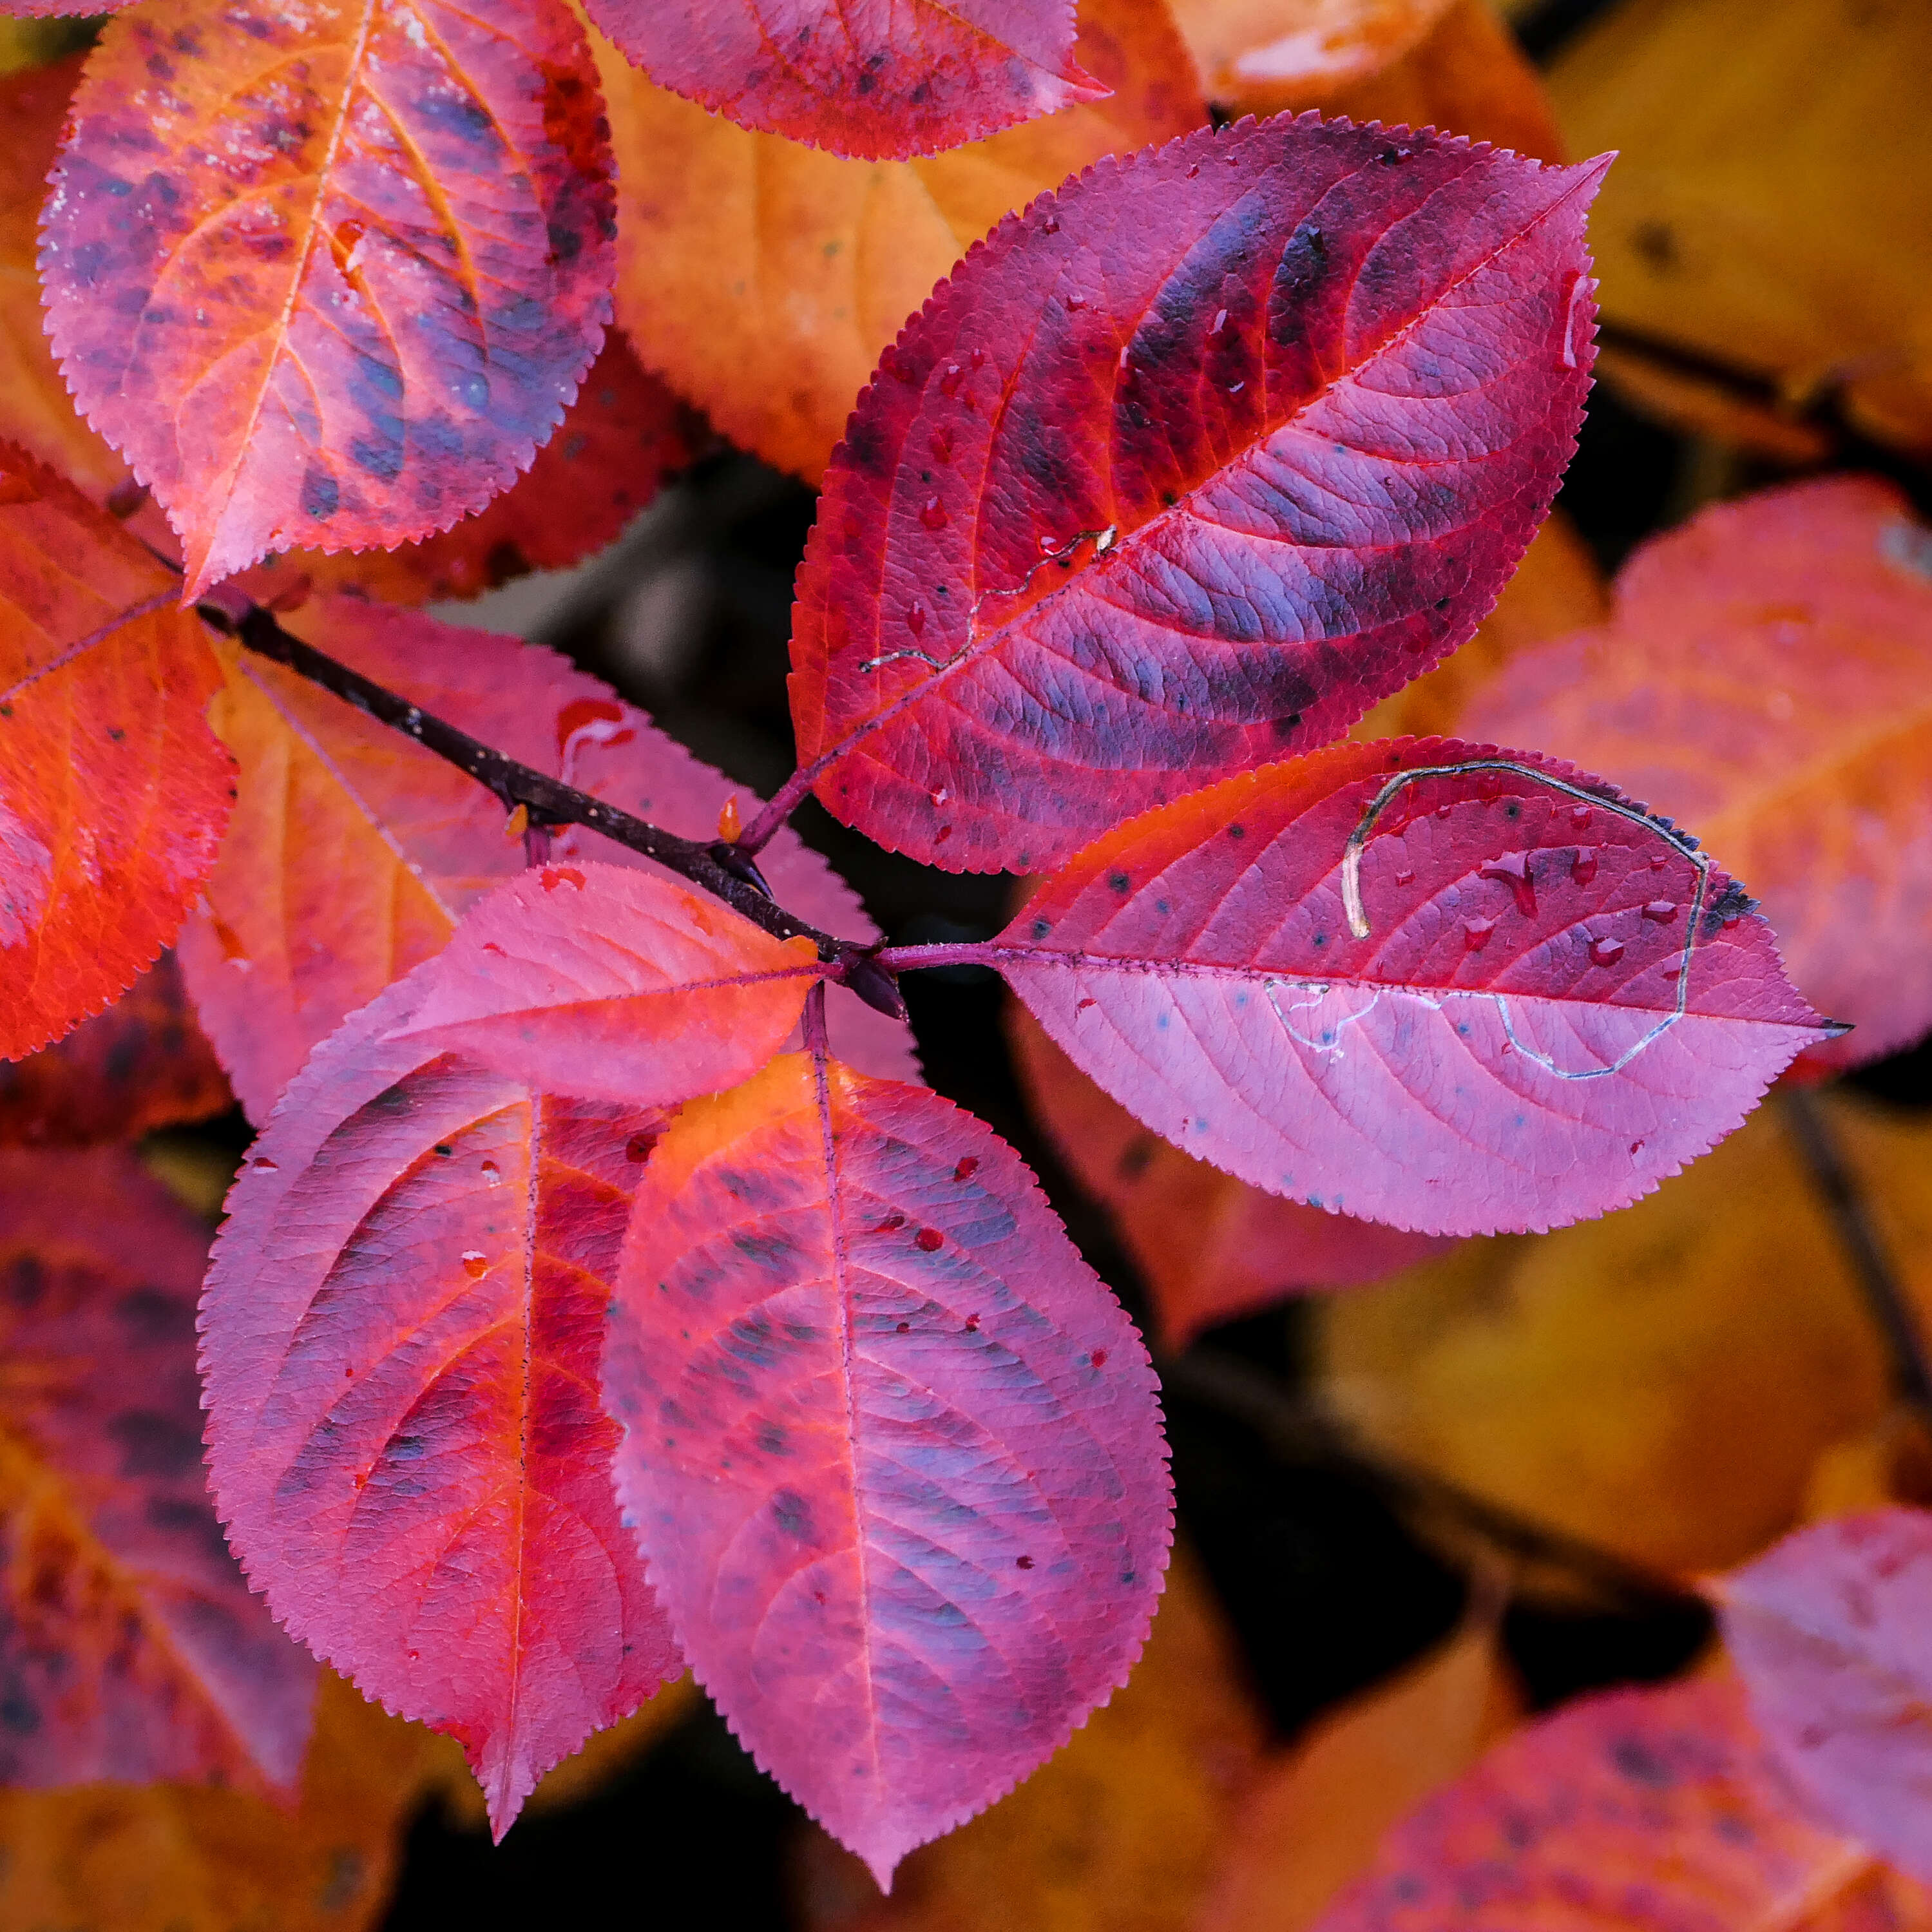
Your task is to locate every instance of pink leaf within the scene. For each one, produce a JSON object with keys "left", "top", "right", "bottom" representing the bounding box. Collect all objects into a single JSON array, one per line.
[
  {"left": 1721, "top": 1508, "right": 1932, "bottom": 1881},
  {"left": 177, "top": 597, "right": 915, "bottom": 1122},
  {"left": 0, "top": 1148, "right": 316, "bottom": 1791},
  {"left": 1310, "top": 1671, "right": 1917, "bottom": 1931},
  {"left": 584, "top": 0, "right": 1105, "bottom": 160},
  {"left": 201, "top": 863, "right": 825, "bottom": 1833},
  {"left": 993, "top": 738, "right": 1833, "bottom": 1236},
  {"left": 602, "top": 1052, "right": 1171, "bottom": 1886},
  {"left": 789, "top": 116, "right": 1609, "bottom": 872}
]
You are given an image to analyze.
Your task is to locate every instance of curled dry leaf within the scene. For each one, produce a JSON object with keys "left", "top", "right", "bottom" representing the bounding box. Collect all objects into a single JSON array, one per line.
[
  {"left": 200, "top": 863, "right": 825, "bottom": 1835},
  {"left": 0, "top": 1148, "right": 317, "bottom": 1791},
  {"left": 1309, "top": 1671, "right": 1931, "bottom": 1932},
  {"left": 0, "top": 444, "right": 233, "bottom": 1060},
  {"left": 1008, "top": 1002, "right": 1449, "bottom": 1344},
  {"left": 586, "top": 0, "right": 1104, "bottom": 160},
  {"left": 792, "top": 119, "right": 1608, "bottom": 873},
  {"left": 178, "top": 598, "right": 913, "bottom": 1122},
  {"left": 0, "top": 55, "right": 128, "bottom": 501},
  {"left": 997, "top": 738, "right": 1829, "bottom": 1237},
  {"left": 800, "top": 1550, "right": 1265, "bottom": 1932},
  {"left": 0, "top": 953, "right": 229, "bottom": 1145},
  {"left": 0, "top": 1669, "right": 475, "bottom": 1932},
  {"left": 1167, "top": 0, "right": 1455, "bottom": 109},
  {"left": 1721, "top": 1508, "right": 1932, "bottom": 1882},
  {"left": 41, "top": 0, "right": 618, "bottom": 597},
  {"left": 603, "top": 1052, "right": 1171, "bottom": 1886},
  {"left": 247, "top": 334, "right": 696, "bottom": 606},
  {"left": 1468, "top": 478, "right": 1932, "bottom": 1075},
  {"left": 1317, "top": 1093, "right": 1932, "bottom": 1576},
  {"left": 594, "top": 0, "right": 1203, "bottom": 484}
]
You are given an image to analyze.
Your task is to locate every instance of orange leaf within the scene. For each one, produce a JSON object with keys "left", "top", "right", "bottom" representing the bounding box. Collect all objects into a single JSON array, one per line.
[
  {"left": 0, "top": 55, "right": 129, "bottom": 502},
  {"left": 595, "top": 0, "right": 1204, "bottom": 484},
  {"left": 0, "top": 1147, "right": 317, "bottom": 1793},
  {"left": 1466, "top": 478, "right": 1932, "bottom": 1073},
  {"left": 0, "top": 1669, "right": 471, "bottom": 1932},
  {"left": 245, "top": 334, "right": 697, "bottom": 607},
  {"left": 0, "top": 953, "right": 229, "bottom": 1144},
  {"left": 41, "top": 0, "right": 618, "bottom": 597},
  {"left": 1198, "top": 1616, "right": 1518, "bottom": 1932},
  {"left": 1310, "top": 1671, "right": 1932, "bottom": 1932},
  {"left": 0, "top": 443, "right": 233, "bottom": 1059}
]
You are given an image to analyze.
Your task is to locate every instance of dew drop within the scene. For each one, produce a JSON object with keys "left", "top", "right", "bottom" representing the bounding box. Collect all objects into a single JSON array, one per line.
[
  {"left": 1571, "top": 805, "right": 1592, "bottom": 829},
  {"left": 1462, "top": 916, "right": 1496, "bottom": 951},
  {"left": 897, "top": 1321, "right": 910, "bottom": 1333},
  {"left": 1041, "top": 214, "right": 1060, "bottom": 234},
  {"left": 954, "top": 1156, "right": 979, "bottom": 1181},
  {"left": 929, "top": 786, "right": 949, "bottom": 806},
  {"left": 919, "top": 495, "right": 948, "bottom": 531},
  {"left": 1091, "top": 1348, "right": 1108, "bottom": 1367},
  {"left": 555, "top": 696, "right": 633, "bottom": 762},
  {"left": 1650, "top": 853, "right": 1669, "bottom": 870},
  {"left": 1480, "top": 851, "right": 1536, "bottom": 918},
  {"left": 1588, "top": 935, "right": 1625, "bottom": 967},
  {"left": 1435, "top": 803, "right": 1452, "bottom": 819},
  {"left": 249, "top": 1155, "right": 278, "bottom": 1171},
  {"left": 939, "top": 363, "right": 963, "bottom": 397},
  {"left": 1571, "top": 846, "right": 1598, "bottom": 886},
  {"left": 915, "top": 1227, "right": 944, "bottom": 1252},
  {"left": 906, "top": 602, "right": 926, "bottom": 636},
  {"left": 1016, "top": 1554, "right": 1035, "bottom": 1569},
  {"left": 481, "top": 1158, "right": 502, "bottom": 1183},
  {"left": 624, "top": 1135, "right": 652, "bottom": 1163},
  {"left": 461, "top": 1250, "right": 489, "bottom": 1280},
  {"left": 1558, "top": 271, "right": 1589, "bottom": 370},
  {"left": 928, "top": 426, "right": 952, "bottom": 463},
  {"left": 1394, "top": 866, "right": 1415, "bottom": 886},
  {"left": 1210, "top": 307, "right": 1228, "bottom": 336},
  {"left": 970, "top": 348, "right": 986, "bottom": 369},
  {"left": 1642, "top": 899, "right": 1679, "bottom": 923},
  {"left": 1630, "top": 1140, "right": 1646, "bottom": 1158}
]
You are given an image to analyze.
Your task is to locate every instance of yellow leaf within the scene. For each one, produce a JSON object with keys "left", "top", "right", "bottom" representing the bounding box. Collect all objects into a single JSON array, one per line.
[
  {"left": 596, "top": 0, "right": 1204, "bottom": 484},
  {"left": 1549, "top": 0, "right": 1932, "bottom": 455},
  {"left": 1317, "top": 1094, "right": 1927, "bottom": 1578}
]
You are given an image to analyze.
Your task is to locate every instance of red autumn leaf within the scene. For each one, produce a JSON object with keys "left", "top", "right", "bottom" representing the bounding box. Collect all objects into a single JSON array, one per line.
[
  {"left": 1310, "top": 1670, "right": 1929, "bottom": 1932},
  {"left": 787, "top": 117, "right": 1607, "bottom": 874},
  {"left": 602, "top": 1051, "right": 1171, "bottom": 1886},
  {"left": 245, "top": 334, "right": 697, "bottom": 606},
  {"left": 584, "top": 0, "right": 1105, "bottom": 161},
  {"left": 0, "top": 1147, "right": 316, "bottom": 1791},
  {"left": 201, "top": 861, "right": 825, "bottom": 1833},
  {"left": 1007, "top": 1000, "right": 1448, "bottom": 1343},
  {"left": 0, "top": 1, "right": 130, "bottom": 14},
  {"left": 992, "top": 738, "right": 1833, "bottom": 1236},
  {"left": 177, "top": 597, "right": 914, "bottom": 1122},
  {"left": 0, "top": 953, "right": 229, "bottom": 1145},
  {"left": 41, "top": 0, "right": 617, "bottom": 598},
  {"left": 0, "top": 443, "right": 233, "bottom": 1060},
  {"left": 1719, "top": 1509, "right": 1932, "bottom": 1882},
  {"left": 1464, "top": 477, "right": 1932, "bottom": 1077}
]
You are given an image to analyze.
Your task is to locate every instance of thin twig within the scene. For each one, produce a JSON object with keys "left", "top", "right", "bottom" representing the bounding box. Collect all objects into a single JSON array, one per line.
[
  {"left": 196, "top": 591, "right": 908, "bottom": 1016},
  {"left": 738, "top": 767, "right": 818, "bottom": 856},
  {"left": 1164, "top": 1348, "right": 1708, "bottom": 1614},
  {"left": 1781, "top": 1086, "right": 1932, "bottom": 1424}
]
